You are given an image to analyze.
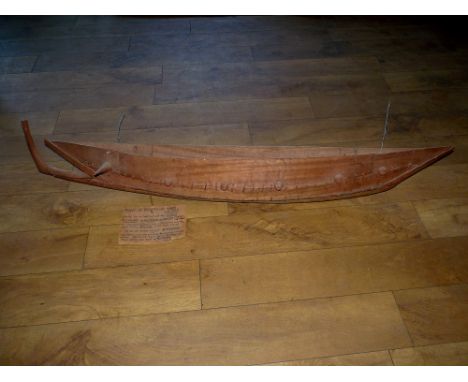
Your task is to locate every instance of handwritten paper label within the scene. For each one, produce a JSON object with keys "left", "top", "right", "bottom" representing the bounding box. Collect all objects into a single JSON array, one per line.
[{"left": 119, "top": 206, "right": 186, "bottom": 244}]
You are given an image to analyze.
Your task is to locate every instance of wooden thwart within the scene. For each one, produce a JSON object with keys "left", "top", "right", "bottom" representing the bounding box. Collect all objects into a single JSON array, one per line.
[{"left": 21, "top": 120, "right": 453, "bottom": 203}]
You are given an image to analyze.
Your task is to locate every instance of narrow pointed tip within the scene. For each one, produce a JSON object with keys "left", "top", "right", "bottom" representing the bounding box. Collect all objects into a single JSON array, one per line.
[
  {"left": 425, "top": 146, "right": 454, "bottom": 164},
  {"left": 438, "top": 146, "right": 454, "bottom": 155},
  {"left": 21, "top": 120, "right": 30, "bottom": 131}
]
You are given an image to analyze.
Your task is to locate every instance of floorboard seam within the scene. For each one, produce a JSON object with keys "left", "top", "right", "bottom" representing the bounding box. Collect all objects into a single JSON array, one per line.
[
  {"left": 391, "top": 290, "right": 415, "bottom": 347},
  {"left": 3, "top": 285, "right": 468, "bottom": 331},
  {"left": 81, "top": 226, "right": 91, "bottom": 270}
]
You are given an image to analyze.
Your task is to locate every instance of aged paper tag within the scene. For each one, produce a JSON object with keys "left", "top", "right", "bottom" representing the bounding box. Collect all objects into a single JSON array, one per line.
[{"left": 119, "top": 206, "right": 186, "bottom": 244}]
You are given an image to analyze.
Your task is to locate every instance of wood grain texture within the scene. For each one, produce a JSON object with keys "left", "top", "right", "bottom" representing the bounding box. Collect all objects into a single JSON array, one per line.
[
  {"left": 308, "top": 88, "right": 468, "bottom": 119},
  {"left": 200, "top": 237, "right": 468, "bottom": 309},
  {"left": 0, "top": 260, "right": 200, "bottom": 327},
  {"left": 308, "top": 89, "right": 389, "bottom": 118},
  {"left": 227, "top": 164, "right": 468, "bottom": 213},
  {"left": 0, "top": 227, "right": 88, "bottom": 276},
  {"left": 329, "top": 26, "right": 440, "bottom": 42},
  {"left": 118, "top": 123, "right": 252, "bottom": 145},
  {"left": 0, "top": 56, "right": 36, "bottom": 74},
  {"left": 153, "top": 58, "right": 384, "bottom": 103},
  {"left": 391, "top": 341, "right": 468, "bottom": 366},
  {"left": 52, "top": 98, "right": 313, "bottom": 134},
  {"left": 122, "top": 97, "right": 315, "bottom": 130},
  {"left": 1, "top": 16, "right": 468, "bottom": 365},
  {"left": 414, "top": 198, "right": 468, "bottom": 238},
  {"left": 0, "top": 111, "right": 57, "bottom": 137},
  {"left": 266, "top": 350, "right": 393, "bottom": 366},
  {"left": 384, "top": 70, "right": 468, "bottom": 92},
  {"left": 0, "top": 161, "right": 70, "bottom": 194},
  {"left": 2, "top": 36, "right": 131, "bottom": 56},
  {"left": 84, "top": 202, "right": 427, "bottom": 268},
  {"left": 1, "top": 84, "right": 155, "bottom": 113},
  {"left": 394, "top": 284, "right": 468, "bottom": 346},
  {"left": 378, "top": 52, "right": 468, "bottom": 73},
  {"left": 33, "top": 45, "right": 252, "bottom": 73},
  {"left": 0, "top": 292, "right": 411, "bottom": 365},
  {"left": 0, "top": 66, "right": 162, "bottom": 93},
  {"left": 151, "top": 197, "right": 229, "bottom": 219},
  {"left": 250, "top": 116, "right": 468, "bottom": 146},
  {"left": 390, "top": 89, "right": 468, "bottom": 116},
  {"left": 55, "top": 107, "right": 126, "bottom": 134},
  {"left": 0, "top": 189, "right": 151, "bottom": 233},
  {"left": 37, "top": 135, "right": 451, "bottom": 203},
  {"left": 251, "top": 40, "right": 353, "bottom": 61},
  {"left": 72, "top": 16, "right": 190, "bottom": 36}
]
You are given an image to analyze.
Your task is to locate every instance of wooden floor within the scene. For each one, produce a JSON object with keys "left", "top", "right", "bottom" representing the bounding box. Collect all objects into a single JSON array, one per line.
[{"left": 1, "top": 16, "right": 468, "bottom": 365}]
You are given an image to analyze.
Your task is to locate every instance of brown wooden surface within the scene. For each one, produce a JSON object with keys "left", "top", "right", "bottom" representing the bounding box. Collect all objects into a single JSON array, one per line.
[
  {"left": 26, "top": 130, "right": 452, "bottom": 202},
  {"left": 1, "top": 15, "right": 467, "bottom": 365}
]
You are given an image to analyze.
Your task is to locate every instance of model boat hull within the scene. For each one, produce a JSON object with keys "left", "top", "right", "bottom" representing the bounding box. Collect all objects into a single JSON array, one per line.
[{"left": 22, "top": 121, "right": 453, "bottom": 203}]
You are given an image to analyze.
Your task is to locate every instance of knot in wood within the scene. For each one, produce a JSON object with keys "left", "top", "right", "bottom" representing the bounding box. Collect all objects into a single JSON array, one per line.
[{"left": 334, "top": 173, "right": 344, "bottom": 183}]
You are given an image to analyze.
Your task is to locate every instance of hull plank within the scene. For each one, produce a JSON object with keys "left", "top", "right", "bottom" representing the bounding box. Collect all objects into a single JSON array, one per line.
[{"left": 21, "top": 121, "right": 453, "bottom": 203}]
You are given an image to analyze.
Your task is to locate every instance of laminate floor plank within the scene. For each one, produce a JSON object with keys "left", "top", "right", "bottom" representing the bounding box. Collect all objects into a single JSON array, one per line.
[
  {"left": 54, "top": 107, "right": 126, "bottom": 134},
  {"left": 393, "top": 284, "right": 468, "bottom": 346},
  {"left": 155, "top": 68, "right": 388, "bottom": 104},
  {"left": 329, "top": 26, "right": 441, "bottom": 42},
  {"left": 391, "top": 341, "right": 468, "bottom": 366},
  {"left": 390, "top": 89, "right": 468, "bottom": 116},
  {"left": 0, "top": 25, "right": 74, "bottom": 40},
  {"left": 251, "top": 40, "right": 353, "bottom": 61},
  {"left": 0, "top": 292, "right": 411, "bottom": 365},
  {"left": 129, "top": 32, "right": 251, "bottom": 50},
  {"left": 0, "top": 161, "right": 70, "bottom": 194},
  {"left": 84, "top": 202, "right": 427, "bottom": 269},
  {"left": 0, "top": 111, "right": 58, "bottom": 137},
  {"left": 1, "top": 84, "right": 155, "bottom": 113},
  {"left": 130, "top": 29, "right": 332, "bottom": 52},
  {"left": 0, "top": 227, "right": 88, "bottom": 276},
  {"left": 189, "top": 16, "right": 334, "bottom": 34},
  {"left": 0, "top": 66, "right": 162, "bottom": 93},
  {"left": 122, "top": 98, "right": 315, "bottom": 130},
  {"left": 266, "top": 350, "right": 393, "bottom": 366},
  {"left": 384, "top": 70, "right": 468, "bottom": 92},
  {"left": 308, "top": 89, "right": 468, "bottom": 119},
  {"left": 0, "top": 260, "right": 200, "bottom": 327},
  {"left": 1, "top": 36, "right": 130, "bottom": 56},
  {"left": 73, "top": 16, "right": 190, "bottom": 36},
  {"left": 33, "top": 45, "right": 252, "bottom": 72},
  {"left": 151, "top": 197, "right": 229, "bottom": 219},
  {"left": 377, "top": 52, "right": 468, "bottom": 73},
  {"left": 0, "top": 56, "right": 36, "bottom": 74},
  {"left": 249, "top": 115, "right": 468, "bottom": 147},
  {"left": 200, "top": 237, "right": 468, "bottom": 309},
  {"left": 118, "top": 123, "right": 252, "bottom": 145},
  {"left": 414, "top": 198, "right": 468, "bottom": 238},
  {"left": 308, "top": 89, "right": 390, "bottom": 119},
  {"left": 0, "top": 189, "right": 151, "bottom": 233}
]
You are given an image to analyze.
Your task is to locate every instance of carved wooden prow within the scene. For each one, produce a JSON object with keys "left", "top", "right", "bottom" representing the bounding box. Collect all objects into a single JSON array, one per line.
[{"left": 21, "top": 120, "right": 90, "bottom": 180}]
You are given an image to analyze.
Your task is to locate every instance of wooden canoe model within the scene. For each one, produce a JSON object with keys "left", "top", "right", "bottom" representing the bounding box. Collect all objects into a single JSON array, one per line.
[{"left": 22, "top": 120, "right": 453, "bottom": 203}]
